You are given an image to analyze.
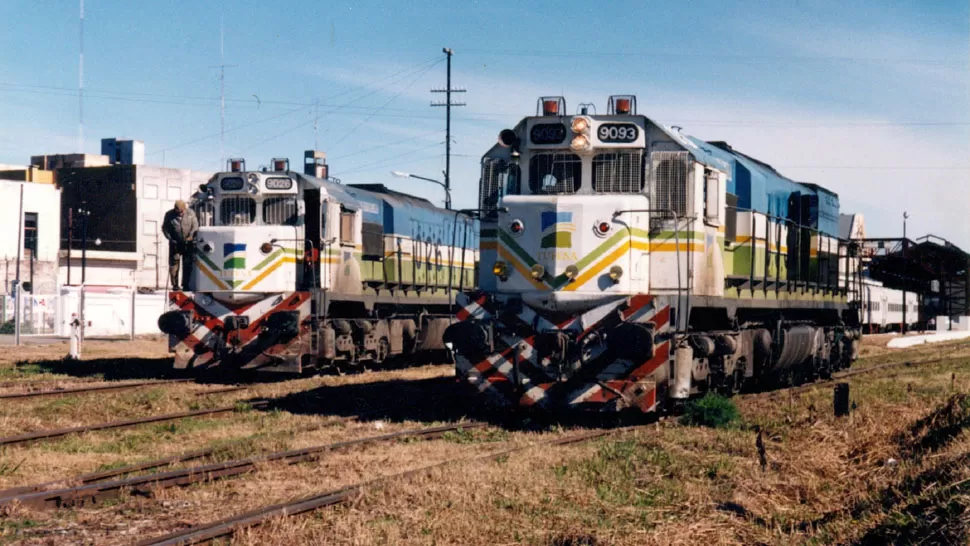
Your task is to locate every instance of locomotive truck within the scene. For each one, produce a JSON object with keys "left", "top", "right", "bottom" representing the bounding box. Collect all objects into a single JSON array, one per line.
[{"left": 444, "top": 96, "right": 862, "bottom": 413}]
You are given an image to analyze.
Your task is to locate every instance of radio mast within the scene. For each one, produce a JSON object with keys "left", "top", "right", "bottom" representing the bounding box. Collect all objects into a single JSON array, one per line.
[{"left": 431, "top": 48, "right": 464, "bottom": 210}]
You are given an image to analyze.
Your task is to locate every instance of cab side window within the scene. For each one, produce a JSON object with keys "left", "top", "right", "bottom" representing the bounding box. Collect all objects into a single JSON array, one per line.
[{"left": 339, "top": 208, "right": 355, "bottom": 245}]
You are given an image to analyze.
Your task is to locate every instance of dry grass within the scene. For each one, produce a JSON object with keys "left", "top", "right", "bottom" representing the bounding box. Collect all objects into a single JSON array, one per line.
[{"left": 2, "top": 338, "right": 970, "bottom": 545}]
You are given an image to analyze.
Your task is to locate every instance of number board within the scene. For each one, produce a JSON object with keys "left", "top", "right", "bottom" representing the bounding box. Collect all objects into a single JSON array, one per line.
[
  {"left": 264, "top": 177, "right": 293, "bottom": 190},
  {"left": 597, "top": 123, "right": 639, "bottom": 143},
  {"left": 220, "top": 177, "right": 244, "bottom": 191},
  {"left": 530, "top": 123, "right": 567, "bottom": 145}
]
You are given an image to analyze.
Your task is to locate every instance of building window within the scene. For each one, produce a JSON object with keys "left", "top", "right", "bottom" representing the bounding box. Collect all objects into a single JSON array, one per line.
[
  {"left": 143, "top": 219, "right": 158, "bottom": 236},
  {"left": 167, "top": 184, "right": 181, "bottom": 201},
  {"left": 24, "top": 212, "right": 38, "bottom": 256}
]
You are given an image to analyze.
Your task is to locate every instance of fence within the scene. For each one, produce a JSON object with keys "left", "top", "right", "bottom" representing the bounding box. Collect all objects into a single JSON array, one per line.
[{"left": 1, "top": 286, "right": 168, "bottom": 338}]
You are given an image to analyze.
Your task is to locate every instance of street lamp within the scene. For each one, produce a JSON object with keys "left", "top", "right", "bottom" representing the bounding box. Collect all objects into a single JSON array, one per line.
[
  {"left": 77, "top": 208, "right": 91, "bottom": 284},
  {"left": 390, "top": 171, "right": 452, "bottom": 210}
]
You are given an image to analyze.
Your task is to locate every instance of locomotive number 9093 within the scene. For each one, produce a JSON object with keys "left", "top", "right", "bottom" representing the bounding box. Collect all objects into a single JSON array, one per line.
[{"left": 597, "top": 124, "right": 639, "bottom": 143}]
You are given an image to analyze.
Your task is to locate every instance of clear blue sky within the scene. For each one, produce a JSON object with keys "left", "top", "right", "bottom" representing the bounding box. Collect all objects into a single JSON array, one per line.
[{"left": 1, "top": 1, "right": 967, "bottom": 247}]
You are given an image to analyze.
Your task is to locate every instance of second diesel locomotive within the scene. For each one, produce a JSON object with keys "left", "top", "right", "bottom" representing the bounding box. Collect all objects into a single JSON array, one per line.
[
  {"left": 158, "top": 152, "right": 478, "bottom": 374},
  {"left": 445, "top": 96, "right": 862, "bottom": 413}
]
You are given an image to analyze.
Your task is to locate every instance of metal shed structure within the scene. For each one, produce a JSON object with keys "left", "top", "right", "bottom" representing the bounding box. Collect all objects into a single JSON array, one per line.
[{"left": 860, "top": 234, "right": 970, "bottom": 325}]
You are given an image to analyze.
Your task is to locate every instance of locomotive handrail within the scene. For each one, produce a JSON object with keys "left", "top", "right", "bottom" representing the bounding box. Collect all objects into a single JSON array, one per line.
[{"left": 612, "top": 208, "right": 687, "bottom": 335}]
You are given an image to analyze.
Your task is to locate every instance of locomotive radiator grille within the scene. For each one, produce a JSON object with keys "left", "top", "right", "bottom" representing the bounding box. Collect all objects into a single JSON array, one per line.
[
  {"left": 592, "top": 150, "right": 644, "bottom": 193},
  {"left": 651, "top": 150, "right": 690, "bottom": 218}
]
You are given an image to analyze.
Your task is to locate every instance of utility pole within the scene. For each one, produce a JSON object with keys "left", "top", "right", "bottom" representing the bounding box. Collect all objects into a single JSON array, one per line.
[
  {"left": 431, "top": 48, "right": 464, "bottom": 210},
  {"left": 14, "top": 184, "right": 23, "bottom": 346}
]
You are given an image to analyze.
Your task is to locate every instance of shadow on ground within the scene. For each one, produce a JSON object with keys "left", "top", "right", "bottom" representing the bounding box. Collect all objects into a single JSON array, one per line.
[
  {"left": 19, "top": 357, "right": 278, "bottom": 385},
  {"left": 261, "top": 375, "right": 658, "bottom": 430}
]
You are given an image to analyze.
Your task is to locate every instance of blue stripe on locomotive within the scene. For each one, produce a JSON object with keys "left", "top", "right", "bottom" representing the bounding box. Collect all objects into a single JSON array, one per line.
[
  {"left": 346, "top": 184, "right": 479, "bottom": 251},
  {"left": 685, "top": 136, "right": 840, "bottom": 237}
]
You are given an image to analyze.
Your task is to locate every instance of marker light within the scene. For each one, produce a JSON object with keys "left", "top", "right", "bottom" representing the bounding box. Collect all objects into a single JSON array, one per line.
[
  {"left": 230, "top": 159, "right": 243, "bottom": 172},
  {"left": 509, "top": 219, "right": 525, "bottom": 235},
  {"left": 260, "top": 242, "right": 274, "bottom": 254},
  {"left": 608, "top": 265, "right": 623, "bottom": 282},
  {"left": 531, "top": 263, "right": 545, "bottom": 280},
  {"left": 570, "top": 135, "right": 590, "bottom": 152},
  {"left": 595, "top": 221, "right": 611, "bottom": 236},
  {"left": 542, "top": 99, "right": 560, "bottom": 116},
  {"left": 571, "top": 116, "right": 590, "bottom": 134},
  {"left": 272, "top": 158, "right": 289, "bottom": 172},
  {"left": 615, "top": 98, "right": 632, "bottom": 115},
  {"left": 564, "top": 264, "right": 579, "bottom": 280}
]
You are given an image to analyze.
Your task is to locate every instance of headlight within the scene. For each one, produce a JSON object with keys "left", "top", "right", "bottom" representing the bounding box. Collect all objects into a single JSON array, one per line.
[
  {"left": 247, "top": 183, "right": 259, "bottom": 195},
  {"left": 570, "top": 135, "right": 590, "bottom": 152},
  {"left": 564, "top": 264, "right": 579, "bottom": 280},
  {"left": 531, "top": 263, "right": 545, "bottom": 280},
  {"left": 608, "top": 265, "right": 623, "bottom": 282},
  {"left": 493, "top": 261, "right": 509, "bottom": 279},
  {"left": 571, "top": 116, "right": 590, "bottom": 134}
]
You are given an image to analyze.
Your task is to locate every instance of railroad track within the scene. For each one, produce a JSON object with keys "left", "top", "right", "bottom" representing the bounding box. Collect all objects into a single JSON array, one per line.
[
  {"left": 0, "top": 378, "right": 249, "bottom": 401},
  {"left": 0, "top": 400, "right": 267, "bottom": 447},
  {"left": 133, "top": 426, "right": 630, "bottom": 546},
  {"left": 0, "top": 415, "right": 363, "bottom": 499},
  {"left": 0, "top": 421, "right": 486, "bottom": 510}
]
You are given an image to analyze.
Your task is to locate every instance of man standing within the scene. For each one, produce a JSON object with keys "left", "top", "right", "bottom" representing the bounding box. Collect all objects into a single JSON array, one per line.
[{"left": 162, "top": 200, "right": 199, "bottom": 290}]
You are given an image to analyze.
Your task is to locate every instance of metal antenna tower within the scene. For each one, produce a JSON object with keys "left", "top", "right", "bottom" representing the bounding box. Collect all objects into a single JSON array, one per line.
[
  {"left": 212, "top": 18, "right": 237, "bottom": 168},
  {"left": 431, "top": 47, "right": 464, "bottom": 210},
  {"left": 313, "top": 98, "right": 319, "bottom": 150},
  {"left": 78, "top": 0, "right": 84, "bottom": 152}
]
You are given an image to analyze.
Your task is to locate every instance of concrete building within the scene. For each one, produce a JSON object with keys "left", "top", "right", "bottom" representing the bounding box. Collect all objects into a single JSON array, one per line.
[
  {"left": 31, "top": 153, "right": 110, "bottom": 170},
  {"left": 0, "top": 166, "right": 55, "bottom": 184},
  {"left": 101, "top": 138, "right": 145, "bottom": 166},
  {"left": 0, "top": 181, "right": 61, "bottom": 295},
  {"left": 57, "top": 164, "right": 212, "bottom": 290}
]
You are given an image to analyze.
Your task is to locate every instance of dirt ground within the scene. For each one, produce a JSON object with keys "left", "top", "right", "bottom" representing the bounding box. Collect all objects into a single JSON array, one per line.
[{"left": 1, "top": 336, "right": 969, "bottom": 545}]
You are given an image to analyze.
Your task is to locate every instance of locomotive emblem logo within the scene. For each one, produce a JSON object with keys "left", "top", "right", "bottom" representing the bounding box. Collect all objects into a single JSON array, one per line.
[
  {"left": 223, "top": 243, "right": 247, "bottom": 269},
  {"left": 540, "top": 211, "right": 575, "bottom": 248}
]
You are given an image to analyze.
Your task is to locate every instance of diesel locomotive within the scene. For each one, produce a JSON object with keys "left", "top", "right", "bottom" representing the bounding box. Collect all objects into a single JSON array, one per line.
[
  {"left": 445, "top": 96, "right": 862, "bottom": 413},
  {"left": 158, "top": 152, "right": 478, "bottom": 373}
]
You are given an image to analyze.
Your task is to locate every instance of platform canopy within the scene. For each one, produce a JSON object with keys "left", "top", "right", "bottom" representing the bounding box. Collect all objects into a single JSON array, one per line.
[{"left": 861, "top": 234, "right": 970, "bottom": 317}]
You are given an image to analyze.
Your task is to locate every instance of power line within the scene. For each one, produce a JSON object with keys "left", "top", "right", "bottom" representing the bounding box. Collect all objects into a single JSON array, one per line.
[
  {"left": 327, "top": 58, "right": 443, "bottom": 151},
  {"left": 462, "top": 47, "right": 968, "bottom": 66}
]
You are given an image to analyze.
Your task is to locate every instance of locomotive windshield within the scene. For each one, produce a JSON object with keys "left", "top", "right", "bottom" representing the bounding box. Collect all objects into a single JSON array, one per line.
[
  {"left": 220, "top": 196, "right": 257, "bottom": 225},
  {"left": 528, "top": 152, "right": 581, "bottom": 194},
  {"left": 263, "top": 196, "right": 299, "bottom": 226}
]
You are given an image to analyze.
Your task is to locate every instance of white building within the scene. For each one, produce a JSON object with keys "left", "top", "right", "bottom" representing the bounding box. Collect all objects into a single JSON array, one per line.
[{"left": 0, "top": 181, "right": 61, "bottom": 294}]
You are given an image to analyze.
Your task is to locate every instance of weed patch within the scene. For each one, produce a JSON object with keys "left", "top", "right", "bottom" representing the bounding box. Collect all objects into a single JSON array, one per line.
[{"left": 680, "top": 393, "right": 740, "bottom": 428}]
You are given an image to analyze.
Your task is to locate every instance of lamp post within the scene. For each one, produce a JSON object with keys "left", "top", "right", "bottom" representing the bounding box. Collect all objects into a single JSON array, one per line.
[
  {"left": 390, "top": 171, "right": 452, "bottom": 209},
  {"left": 77, "top": 208, "right": 91, "bottom": 284},
  {"left": 902, "top": 211, "right": 909, "bottom": 334}
]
